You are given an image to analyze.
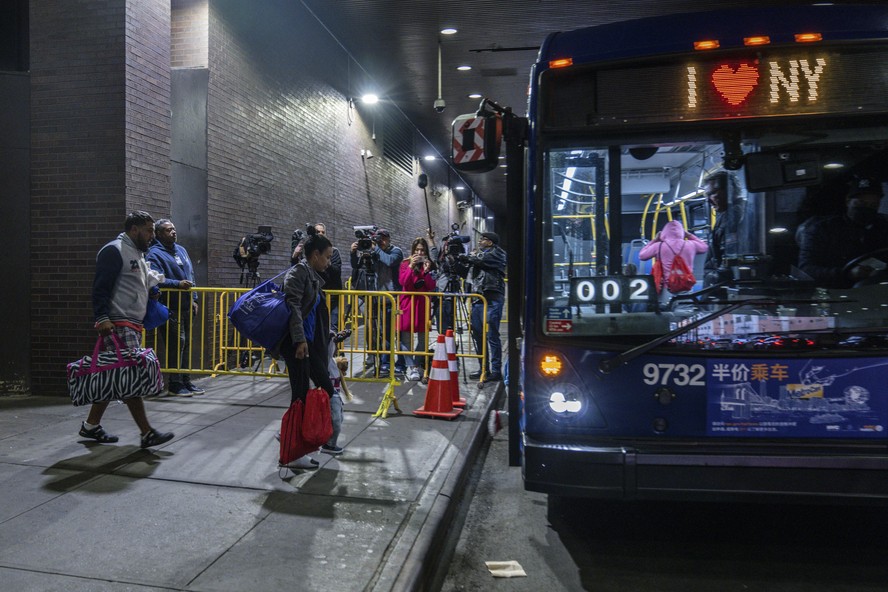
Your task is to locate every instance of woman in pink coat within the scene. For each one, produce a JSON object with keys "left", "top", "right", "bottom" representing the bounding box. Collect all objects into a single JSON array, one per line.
[
  {"left": 398, "top": 237, "right": 436, "bottom": 381},
  {"left": 639, "top": 220, "right": 708, "bottom": 299}
]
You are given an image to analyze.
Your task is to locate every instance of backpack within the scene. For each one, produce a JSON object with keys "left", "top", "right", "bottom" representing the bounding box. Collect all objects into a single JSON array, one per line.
[
  {"left": 665, "top": 246, "right": 696, "bottom": 294},
  {"left": 651, "top": 242, "right": 697, "bottom": 295}
]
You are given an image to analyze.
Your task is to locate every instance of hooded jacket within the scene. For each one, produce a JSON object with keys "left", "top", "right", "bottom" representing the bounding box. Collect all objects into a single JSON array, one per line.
[
  {"left": 146, "top": 239, "right": 197, "bottom": 307},
  {"left": 639, "top": 220, "right": 708, "bottom": 289}
]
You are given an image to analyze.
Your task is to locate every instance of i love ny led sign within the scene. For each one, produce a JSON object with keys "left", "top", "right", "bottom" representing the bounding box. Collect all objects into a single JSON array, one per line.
[{"left": 687, "top": 57, "right": 827, "bottom": 111}]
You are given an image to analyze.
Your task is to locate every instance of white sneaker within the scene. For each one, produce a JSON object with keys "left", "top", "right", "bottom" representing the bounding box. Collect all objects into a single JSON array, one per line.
[
  {"left": 407, "top": 367, "right": 421, "bottom": 381},
  {"left": 281, "top": 456, "right": 319, "bottom": 469}
]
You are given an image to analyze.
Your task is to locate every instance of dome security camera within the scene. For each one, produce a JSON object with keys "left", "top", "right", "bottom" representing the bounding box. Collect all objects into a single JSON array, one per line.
[{"left": 433, "top": 98, "right": 446, "bottom": 113}]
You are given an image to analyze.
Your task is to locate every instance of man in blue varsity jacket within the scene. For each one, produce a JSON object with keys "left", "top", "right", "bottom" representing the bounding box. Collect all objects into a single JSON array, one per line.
[
  {"left": 80, "top": 210, "right": 174, "bottom": 448},
  {"left": 147, "top": 218, "right": 204, "bottom": 396}
]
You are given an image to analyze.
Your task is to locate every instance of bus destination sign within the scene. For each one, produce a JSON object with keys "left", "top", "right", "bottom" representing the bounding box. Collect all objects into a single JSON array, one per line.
[{"left": 544, "top": 46, "right": 888, "bottom": 128}]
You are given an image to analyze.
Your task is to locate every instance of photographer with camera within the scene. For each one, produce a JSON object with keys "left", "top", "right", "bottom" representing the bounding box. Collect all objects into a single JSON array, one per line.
[
  {"left": 398, "top": 237, "right": 436, "bottom": 382},
  {"left": 427, "top": 225, "right": 472, "bottom": 332},
  {"left": 290, "top": 227, "right": 306, "bottom": 265},
  {"left": 293, "top": 223, "right": 343, "bottom": 328},
  {"left": 350, "top": 228, "right": 404, "bottom": 375},
  {"left": 466, "top": 232, "right": 507, "bottom": 382}
]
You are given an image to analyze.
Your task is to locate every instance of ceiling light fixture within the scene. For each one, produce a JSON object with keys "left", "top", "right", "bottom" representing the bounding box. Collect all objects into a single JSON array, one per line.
[
  {"left": 457, "top": 65, "right": 472, "bottom": 71},
  {"left": 361, "top": 94, "right": 379, "bottom": 104},
  {"left": 424, "top": 155, "right": 436, "bottom": 161},
  {"left": 467, "top": 93, "right": 482, "bottom": 99},
  {"left": 440, "top": 27, "right": 457, "bottom": 35}
]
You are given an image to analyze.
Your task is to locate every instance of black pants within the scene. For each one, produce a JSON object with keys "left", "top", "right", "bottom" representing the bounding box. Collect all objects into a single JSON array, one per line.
[{"left": 279, "top": 302, "right": 334, "bottom": 404}]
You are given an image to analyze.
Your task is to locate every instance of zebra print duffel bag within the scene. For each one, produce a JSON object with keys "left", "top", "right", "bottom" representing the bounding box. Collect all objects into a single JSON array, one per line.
[{"left": 67, "top": 335, "right": 164, "bottom": 406}]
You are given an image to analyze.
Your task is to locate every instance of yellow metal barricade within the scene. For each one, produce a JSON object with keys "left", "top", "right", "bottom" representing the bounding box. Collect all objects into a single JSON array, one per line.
[{"left": 143, "top": 286, "right": 492, "bottom": 413}]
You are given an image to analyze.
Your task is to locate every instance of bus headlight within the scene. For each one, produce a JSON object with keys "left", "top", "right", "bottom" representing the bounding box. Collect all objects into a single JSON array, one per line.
[{"left": 549, "top": 391, "right": 583, "bottom": 414}]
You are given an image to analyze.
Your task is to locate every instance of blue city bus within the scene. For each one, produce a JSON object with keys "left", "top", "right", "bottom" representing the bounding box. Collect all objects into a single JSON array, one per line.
[{"left": 462, "top": 4, "right": 888, "bottom": 502}]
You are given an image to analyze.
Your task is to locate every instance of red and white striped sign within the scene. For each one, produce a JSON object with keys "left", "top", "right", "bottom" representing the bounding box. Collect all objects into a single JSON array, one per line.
[{"left": 452, "top": 116, "right": 486, "bottom": 164}]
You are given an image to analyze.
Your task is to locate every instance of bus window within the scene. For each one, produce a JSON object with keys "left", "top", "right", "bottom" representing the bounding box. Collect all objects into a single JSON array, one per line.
[{"left": 540, "top": 125, "right": 888, "bottom": 347}]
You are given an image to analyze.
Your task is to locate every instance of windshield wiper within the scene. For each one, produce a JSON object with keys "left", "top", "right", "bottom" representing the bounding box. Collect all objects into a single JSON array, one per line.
[{"left": 599, "top": 297, "right": 803, "bottom": 373}]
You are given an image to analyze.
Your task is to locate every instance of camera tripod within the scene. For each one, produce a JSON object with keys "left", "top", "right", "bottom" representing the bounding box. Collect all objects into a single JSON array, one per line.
[
  {"left": 437, "top": 274, "right": 473, "bottom": 383},
  {"left": 346, "top": 264, "right": 390, "bottom": 374},
  {"left": 240, "top": 257, "right": 262, "bottom": 288}
]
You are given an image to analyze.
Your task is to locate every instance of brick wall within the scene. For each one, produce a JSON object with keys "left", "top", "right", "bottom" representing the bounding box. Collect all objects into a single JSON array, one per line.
[
  {"left": 208, "top": 0, "right": 457, "bottom": 287},
  {"left": 30, "top": 0, "right": 171, "bottom": 395},
  {"left": 171, "top": 0, "right": 208, "bottom": 68},
  {"left": 125, "top": 0, "right": 171, "bottom": 213},
  {"left": 30, "top": 0, "right": 128, "bottom": 394}
]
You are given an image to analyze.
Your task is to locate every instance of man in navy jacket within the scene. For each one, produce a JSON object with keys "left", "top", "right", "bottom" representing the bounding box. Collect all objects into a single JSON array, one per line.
[{"left": 147, "top": 219, "right": 204, "bottom": 396}]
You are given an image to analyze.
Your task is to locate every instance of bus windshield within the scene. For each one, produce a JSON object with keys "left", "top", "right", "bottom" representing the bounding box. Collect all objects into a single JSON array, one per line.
[{"left": 540, "top": 121, "right": 888, "bottom": 350}]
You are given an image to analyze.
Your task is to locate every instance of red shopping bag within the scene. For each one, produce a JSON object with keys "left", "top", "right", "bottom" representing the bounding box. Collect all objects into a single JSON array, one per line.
[
  {"left": 279, "top": 399, "right": 315, "bottom": 465},
  {"left": 302, "top": 388, "right": 333, "bottom": 448}
]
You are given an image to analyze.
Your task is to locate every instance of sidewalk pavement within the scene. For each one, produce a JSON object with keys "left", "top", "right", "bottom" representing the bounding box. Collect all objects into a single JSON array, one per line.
[{"left": 0, "top": 371, "right": 502, "bottom": 592}]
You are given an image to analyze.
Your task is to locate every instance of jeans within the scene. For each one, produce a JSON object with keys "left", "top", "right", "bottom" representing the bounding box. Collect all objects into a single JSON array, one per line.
[
  {"left": 471, "top": 296, "right": 503, "bottom": 375},
  {"left": 399, "top": 331, "right": 428, "bottom": 368},
  {"left": 327, "top": 391, "right": 343, "bottom": 447}
]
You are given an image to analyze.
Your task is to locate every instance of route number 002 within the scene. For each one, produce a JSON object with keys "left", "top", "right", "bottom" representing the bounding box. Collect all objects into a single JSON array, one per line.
[
  {"left": 642, "top": 363, "right": 706, "bottom": 386},
  {"left": 571, "top": 277, "right": 653, "bottom": 305}
]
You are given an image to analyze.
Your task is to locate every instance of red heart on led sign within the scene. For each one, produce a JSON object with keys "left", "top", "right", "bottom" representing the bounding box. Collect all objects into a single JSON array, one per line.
[{"left": 711, "top": 64, "right": 759, "bottom": 106}]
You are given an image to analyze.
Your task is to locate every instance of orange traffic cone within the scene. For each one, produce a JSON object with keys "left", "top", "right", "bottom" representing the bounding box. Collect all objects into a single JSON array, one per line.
[
  {"left": 414, "top": 334, "right": 463, "bottom": 419},
  {"left": 445, "top": 329, "right": 466, "bottom": 407}
]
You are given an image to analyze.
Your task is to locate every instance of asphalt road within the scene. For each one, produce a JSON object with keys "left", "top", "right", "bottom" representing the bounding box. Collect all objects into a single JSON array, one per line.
[{"left": 441, "top": 422, "right": 888, "bottom": 592}]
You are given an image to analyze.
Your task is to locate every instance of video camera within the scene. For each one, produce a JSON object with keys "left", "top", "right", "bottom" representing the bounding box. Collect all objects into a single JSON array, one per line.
[
  {"left": 353, "top": 225, "right": 378, "bottom": 252},
  {"left": 439, "top": 223, "right": 472, "bottom": 281},
  {"left": 291, "top": 228, "right": 305, "bottom": 252},
  {"left": 234, "top": 225, "right": 274, "bottom": 269},
  {"left": 290, "top": 223, "right": 317, "bottom": 262}
]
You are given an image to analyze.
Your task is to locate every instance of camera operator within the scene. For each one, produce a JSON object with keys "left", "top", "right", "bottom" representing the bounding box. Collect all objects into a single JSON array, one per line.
[
  {"left": 290, "top": 228, "right": 306, "bottom": 265},
  {"left": 466, "top": 232, "right": 507, "bottom": 382},
  {"left": 427, "top": 226, "right": 471, "bottom": 332},
  {"left": 350, "top": 228, "right": 404, "bottom": 374},
  {"left": 293, "top": 223, "right": 343, "bottom": 328}
]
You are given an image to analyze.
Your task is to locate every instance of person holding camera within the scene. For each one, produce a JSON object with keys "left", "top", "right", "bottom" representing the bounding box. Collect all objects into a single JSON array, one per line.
[
  {"left": 147, "top": 218, "right": 203, "bottom": 396},
  {"left": 468, "top": 232, "right": 507, "bottom": 382},
  {"left": 350, "top": 228, "right": 404, "bottom": 375},
  {"left": 398, "top": 237, "right": 436, "bottom": 382},
  {"left": 294, "top": 223, "right": 343, "bottom": 328},
  {"left": 427, "top": 227, "right": 471, "bottom": 333}
]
